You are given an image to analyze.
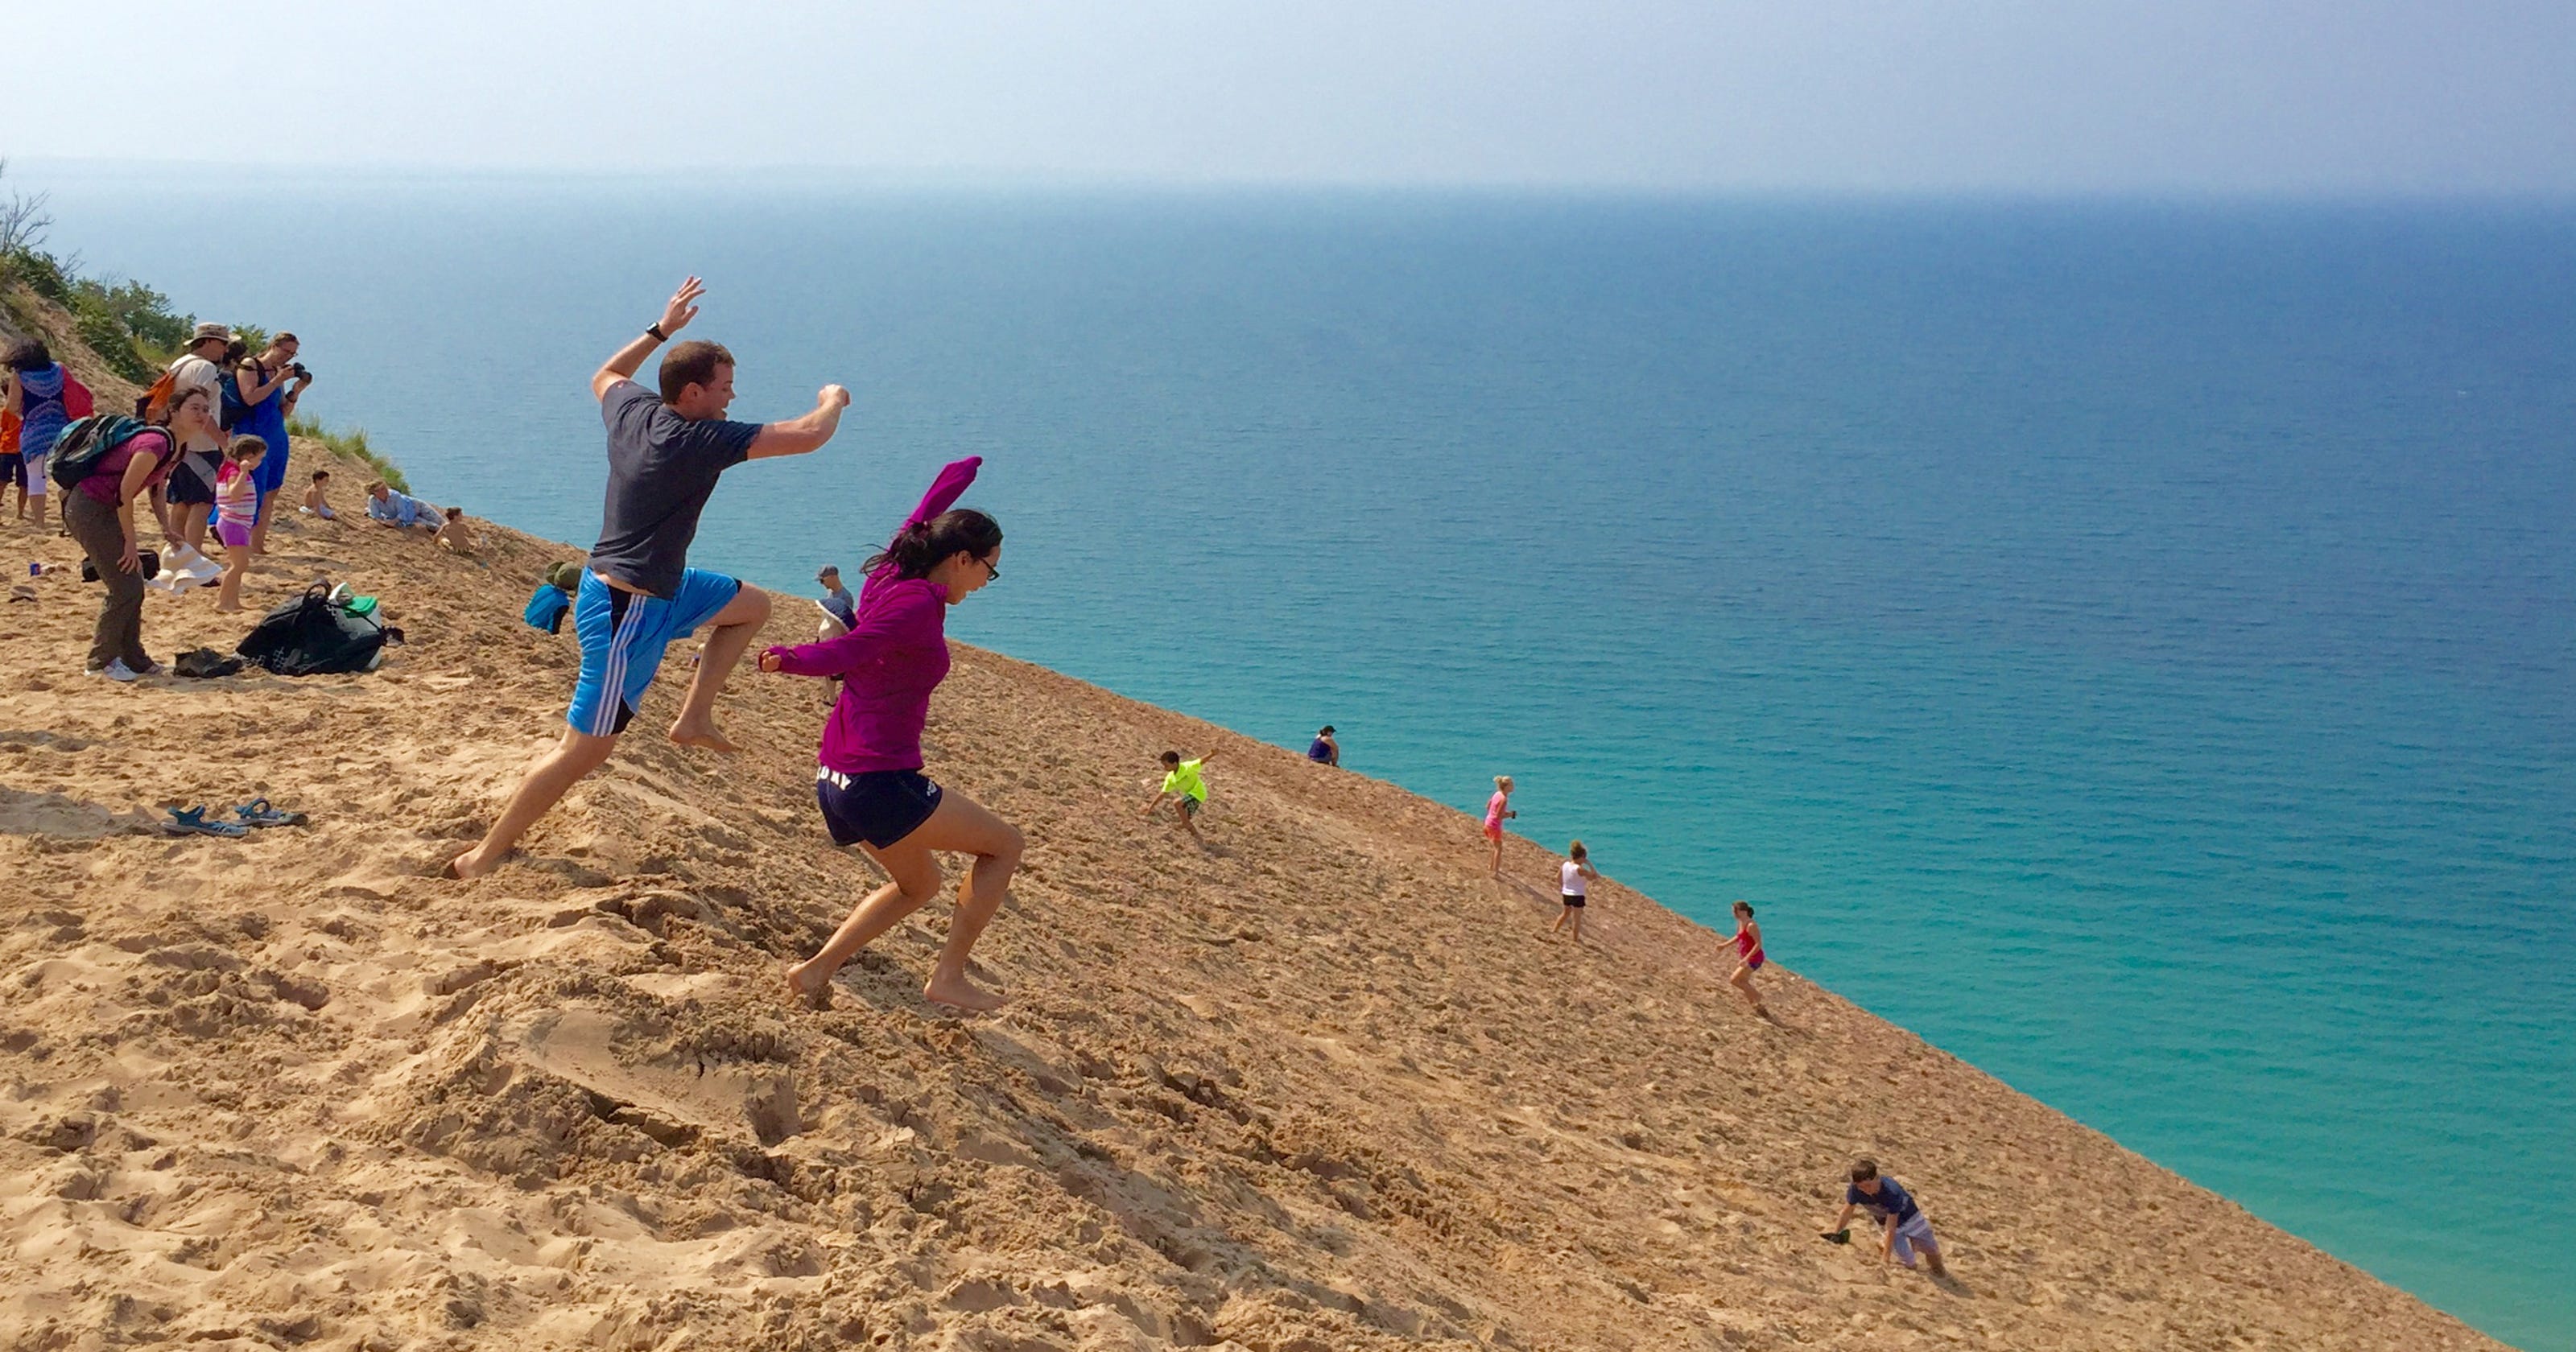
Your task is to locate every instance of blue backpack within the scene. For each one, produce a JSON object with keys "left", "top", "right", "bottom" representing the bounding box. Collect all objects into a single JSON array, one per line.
[
  {"left": 218, "top": 367, "right": 251, "bottom": 431},
  {"left": 47, "top": 414, "right": 149, "bottom": 492},
  {"left": 522, "top": 583, "right": 573, "bottom": 634}
]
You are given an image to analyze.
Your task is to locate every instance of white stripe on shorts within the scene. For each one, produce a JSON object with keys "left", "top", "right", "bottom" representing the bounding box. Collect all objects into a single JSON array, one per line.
[{"left": 588, "top": 592, "right": 654, "bottom": 737}]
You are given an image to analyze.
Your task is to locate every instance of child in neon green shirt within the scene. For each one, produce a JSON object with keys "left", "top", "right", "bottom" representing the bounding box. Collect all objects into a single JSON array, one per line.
[{"left": 1146, "top": 748, "right": 1220, "bottom": 839}]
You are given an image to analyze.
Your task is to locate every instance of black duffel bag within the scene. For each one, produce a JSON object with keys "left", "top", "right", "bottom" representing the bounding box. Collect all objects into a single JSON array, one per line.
[{"left": 236, "top": 584, "right": 395, "bottom": 676}]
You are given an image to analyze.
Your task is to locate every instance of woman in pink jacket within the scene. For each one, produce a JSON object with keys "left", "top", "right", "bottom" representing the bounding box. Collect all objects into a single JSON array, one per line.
[{"left": 765, "top": 457, "right": 1021, "bottom": 1012}]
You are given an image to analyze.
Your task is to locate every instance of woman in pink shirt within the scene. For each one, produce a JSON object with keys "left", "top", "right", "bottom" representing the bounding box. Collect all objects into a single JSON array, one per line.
[
  {"left": 1483, "top": 774, "right": 1516, "bottom": 879},
  {"left": 764, "top": 458, "right": 1022, "bottom": 1012}
]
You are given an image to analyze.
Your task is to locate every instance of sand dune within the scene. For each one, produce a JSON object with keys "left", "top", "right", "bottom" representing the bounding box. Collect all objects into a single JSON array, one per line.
[{"left": 0, "top": 301, "right": 2510, "bottom": 1349}]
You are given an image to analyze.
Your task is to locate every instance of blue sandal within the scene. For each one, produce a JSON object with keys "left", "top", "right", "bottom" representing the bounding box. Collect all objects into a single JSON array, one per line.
[
  {"left": 164, "top": 806, "right": 250, "bottom": 838},
  {"left": 234, "top": 799, "right": 308, "bottom": 828}
]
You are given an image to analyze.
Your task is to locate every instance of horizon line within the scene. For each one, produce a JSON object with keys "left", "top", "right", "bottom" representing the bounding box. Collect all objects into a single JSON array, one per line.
[{"left": 14, "top": 155, "right": 2576, "bottom": 205}]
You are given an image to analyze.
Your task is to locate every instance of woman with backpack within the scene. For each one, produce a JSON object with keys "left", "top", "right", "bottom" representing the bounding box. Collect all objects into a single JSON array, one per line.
[
  {"left": 3, "top": 339, "right": 85, "bottom": 530},
  {"left": 232, "top": 332, "right": 309, "bottom": 555},
  {"left": 58, "top": 417, "right": 180, "bottom": 681}
]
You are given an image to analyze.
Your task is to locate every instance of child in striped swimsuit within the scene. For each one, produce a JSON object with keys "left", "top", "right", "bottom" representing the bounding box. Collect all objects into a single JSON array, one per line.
[{"left": 213, "top": 436, "right": 267, "bottom": 612}]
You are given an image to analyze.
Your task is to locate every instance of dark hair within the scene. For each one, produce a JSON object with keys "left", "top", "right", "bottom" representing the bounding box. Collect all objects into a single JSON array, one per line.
[
  {"left": 226, "top": 435, "right": 268, "bottom": 463},
  {"left": 1733, "top": 900, "right": 1754, "bottom": 916},
  {"left": 1318, "top": 725, "right": 1335, "bottom": 735},
  {"left": 657, "top": 340, "right": 734, "bottom": 403},
  {"left": 311, "top": 469, "right": 329, "bottom": 481},
  {"left": 1159, "top": 751, "right": 1181, "bottom": 767},
  {"left": 222, "top": 339, "right": 248, "bottom": 366},
  {"left": 864, "top": 508, "right": 1001, "bottom": 583},
  {"left": 3, "top": 338, "right": 52, "bottom": 372},
  {"left": 444, "top": 506, "right": 463, "bottom": 520},
  {"left": 1850, "top": 1159, "right": 1878, "bottom": 1183},
  {"left": 168, "top": 385, "right": 212, "bottom": 416}
]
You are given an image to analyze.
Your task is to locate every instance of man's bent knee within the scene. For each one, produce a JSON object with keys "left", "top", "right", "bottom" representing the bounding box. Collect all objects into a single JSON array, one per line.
[{"left": 713, "top": 584, "right": 773, "bottom": 628}]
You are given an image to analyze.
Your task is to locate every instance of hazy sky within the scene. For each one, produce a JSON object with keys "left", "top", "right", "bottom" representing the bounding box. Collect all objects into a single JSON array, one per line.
[{"left": 13, "top": 1, "right": 2574, "bottom": 192}]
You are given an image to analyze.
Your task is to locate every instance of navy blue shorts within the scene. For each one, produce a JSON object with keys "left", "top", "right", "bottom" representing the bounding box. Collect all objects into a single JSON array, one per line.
[{"left": 816, "top": 767, "right": 943, "bottom": 849}]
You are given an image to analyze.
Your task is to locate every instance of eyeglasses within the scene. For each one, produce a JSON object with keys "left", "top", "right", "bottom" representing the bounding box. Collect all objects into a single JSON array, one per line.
[{"left": 979, "top": 554, "right": 1000, "bottom": 582}]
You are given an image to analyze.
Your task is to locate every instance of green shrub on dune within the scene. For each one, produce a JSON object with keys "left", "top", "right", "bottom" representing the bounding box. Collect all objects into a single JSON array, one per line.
[{"left": 287, "top": 413, "right": 409, "bottom": 493}]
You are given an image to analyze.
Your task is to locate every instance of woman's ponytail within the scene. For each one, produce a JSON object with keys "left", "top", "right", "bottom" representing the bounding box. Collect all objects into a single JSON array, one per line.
[{"left": 865, "top": 508, "right": 1002, "bottom": 581}]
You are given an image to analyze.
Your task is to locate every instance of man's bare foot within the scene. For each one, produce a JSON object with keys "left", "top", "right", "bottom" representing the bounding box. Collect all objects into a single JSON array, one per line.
[
  {"left": 448, "top": 847, "right": 504, "bottom": 880},
  {"left": 668, "top": 721, "right": 739, "bottom": 753},
  {"left": 783, "top": 963, "right": 831, "bottom": 1010},
  {"left": 923, "top": 971, "right": 1007, "bottom": 1013}
]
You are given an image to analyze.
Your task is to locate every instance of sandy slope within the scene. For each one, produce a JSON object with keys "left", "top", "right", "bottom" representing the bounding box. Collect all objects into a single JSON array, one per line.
[{"left": 0, "top": 458, "right": 2512, "bottom": 1342}]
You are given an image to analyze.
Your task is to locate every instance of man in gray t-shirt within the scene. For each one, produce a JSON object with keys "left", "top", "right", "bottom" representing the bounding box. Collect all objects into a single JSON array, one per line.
[{"left": 452, "top": 277, "right": 851, "bottom": 881}]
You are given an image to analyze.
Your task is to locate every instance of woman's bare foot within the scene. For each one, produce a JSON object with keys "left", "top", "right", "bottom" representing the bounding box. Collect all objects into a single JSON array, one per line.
[
  {"left": 448, "top": 846, "right": 504, "bottom": 880},
  {"left": 667, "top": 719, "right": 739, "bottom": 753},
  {"left": 214, "top": 603, "right": 242, "bottom": 613},
  {"left": 923, "top": 971, "right": 1006, "bottom": 1013}
]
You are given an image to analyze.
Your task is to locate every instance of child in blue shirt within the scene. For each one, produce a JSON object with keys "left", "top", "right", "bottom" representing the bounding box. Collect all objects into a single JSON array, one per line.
[{"left": 1826, "top": 1159, "right": 1946, "bottom": 1275}]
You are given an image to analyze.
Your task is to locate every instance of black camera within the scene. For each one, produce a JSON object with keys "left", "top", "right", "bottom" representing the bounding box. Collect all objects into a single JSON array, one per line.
[{"left": 288, "top": 362, "right": 311, "bottom": 380}]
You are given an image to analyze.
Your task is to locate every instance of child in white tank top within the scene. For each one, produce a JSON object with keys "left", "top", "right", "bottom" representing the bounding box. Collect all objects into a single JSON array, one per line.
[{"left": 1552, "top": 842, "right": 1597, "bottom": 943}]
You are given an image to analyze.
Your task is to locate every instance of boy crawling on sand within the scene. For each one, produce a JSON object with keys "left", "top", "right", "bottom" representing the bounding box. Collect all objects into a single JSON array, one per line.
[
  {"left": 1824, "top": 1159, "right": 1946, "bottom": 1275},
  {"left": 1146, "top": 748, "right": 1218, "bottom": 839}
]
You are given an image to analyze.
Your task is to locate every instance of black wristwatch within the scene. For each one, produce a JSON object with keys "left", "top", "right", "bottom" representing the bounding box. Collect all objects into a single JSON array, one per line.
[{"left": 645, "top": 324, "right": 669, "bottom": 343}]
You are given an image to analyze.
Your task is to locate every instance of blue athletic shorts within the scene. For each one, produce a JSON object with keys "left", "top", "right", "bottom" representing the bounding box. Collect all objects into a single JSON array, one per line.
[{"left": 565, "top": 568, "right": 741, "bottom": 737}]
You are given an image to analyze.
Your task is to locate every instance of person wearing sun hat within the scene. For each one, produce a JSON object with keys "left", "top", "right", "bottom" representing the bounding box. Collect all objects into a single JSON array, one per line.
[{"left": 159, "top": 322, "right": 236, "bottom": 564}]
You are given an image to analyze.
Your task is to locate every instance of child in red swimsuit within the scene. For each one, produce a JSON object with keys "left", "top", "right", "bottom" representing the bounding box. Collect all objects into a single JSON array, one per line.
[{"left": 1724, "top": 900, "right": 1768, "bottom": 1018}]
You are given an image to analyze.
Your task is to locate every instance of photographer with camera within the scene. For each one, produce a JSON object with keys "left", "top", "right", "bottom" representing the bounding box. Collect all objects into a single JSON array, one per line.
[{"left": 233, "top": 331, "right": 312, "bottom": 556}]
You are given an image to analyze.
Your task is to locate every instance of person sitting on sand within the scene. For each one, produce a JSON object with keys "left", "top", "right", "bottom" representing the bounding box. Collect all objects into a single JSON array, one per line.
[
  {"left": 451, "top": 277, "right": 851, "bottom": 881},
  {"left": 1484, "top": 775, "right": 1517, "bottom": 878},
  {"left": 1551, "top": 840, "right": 1597, "bottom": 942},
  {"left": 364, "top": 480, "right": 438, "bottom": 531},
  {"left": 300, "top": 468, "right": 336, "bottom": 520},
  {"left": 1146, "top": 748, "right": 1219, "bottom": 839},
  {"left": 815, "top": 563, "right": 856, "bottom": 638},
  {"left": 768, "top": 457, "right": 1020, "bottom": 1013},
  {"left": 812, "top": 563, "right": 857, "bottom": 703},
  {"left": 212, "top": 437, "right": 267, "bottom": 614},
  {"left": 1723, "top": 900, "right": 1769, "bottom": 1017},
  {"left": 1307, "top": 724, "right": 1340, "bottom": 766},
  {"left": 1827, "top": 1160, "right": 1946, "bottom": 1276},
  {"left": 434, "top": 505, "right": 477, "bottom": 554}
]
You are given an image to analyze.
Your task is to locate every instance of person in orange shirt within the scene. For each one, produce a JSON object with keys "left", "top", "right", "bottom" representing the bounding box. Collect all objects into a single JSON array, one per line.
[{"left": 0, "top": 406, "right": 23, "bottom": 521}]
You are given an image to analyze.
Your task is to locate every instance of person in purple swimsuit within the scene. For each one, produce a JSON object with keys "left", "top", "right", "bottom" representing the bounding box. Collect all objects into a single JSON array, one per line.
[{"left": 766, "top": 457, "right": 1022, "bottom": 1013}]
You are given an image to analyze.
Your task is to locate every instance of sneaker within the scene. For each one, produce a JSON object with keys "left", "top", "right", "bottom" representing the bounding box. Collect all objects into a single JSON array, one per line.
[{"left": 91, "top": 659, "right": 141, "bottom": 682}]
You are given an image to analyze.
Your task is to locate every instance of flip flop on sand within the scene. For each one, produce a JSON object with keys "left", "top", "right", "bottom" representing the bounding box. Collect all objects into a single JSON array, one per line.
[
  {"left": 234, "top": 799, "right": 308, "bottom": 828},
  {"left": 164, "top": 806, "right": 250, "bottom": 838},
  {"left": 1821, "top": 1229, "right": 1852, "bottom": 1245}
]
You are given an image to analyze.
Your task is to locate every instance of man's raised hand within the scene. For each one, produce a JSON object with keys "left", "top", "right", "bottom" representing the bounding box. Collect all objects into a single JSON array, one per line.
[
  {"left": 661, "top": 278, "right": 705, "bottom": 336},
  {"left": 820, "top": 384, "right": 852, "bottom": 410}
]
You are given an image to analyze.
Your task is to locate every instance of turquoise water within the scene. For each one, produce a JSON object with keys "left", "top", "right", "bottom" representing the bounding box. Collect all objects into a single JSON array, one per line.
[{"left": 39, "top": 176, "right": 2576, "bottom": 1347}]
